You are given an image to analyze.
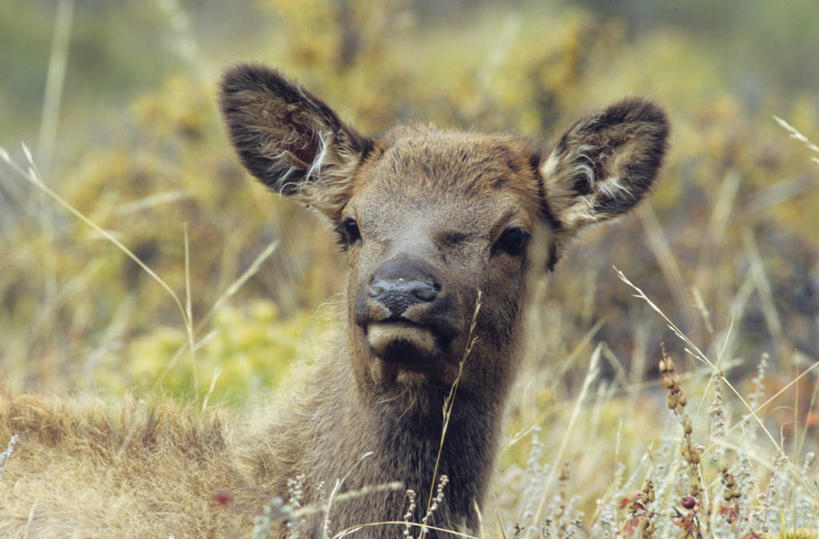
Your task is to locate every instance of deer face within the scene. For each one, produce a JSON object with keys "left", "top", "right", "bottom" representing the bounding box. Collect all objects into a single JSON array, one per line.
[
  {"left": 342, "top": 130, "right": 545, "bottom": 390},
  {"left": 220, "top": 65, "right": 668, "bottom": 397}
]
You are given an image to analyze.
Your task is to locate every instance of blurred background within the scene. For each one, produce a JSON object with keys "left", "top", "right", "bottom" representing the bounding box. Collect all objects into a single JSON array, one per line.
[
  {"left": 1, "top": 0, "right": 817, "bottom": 415},
  {"left": 2, "top": 0, "right": 819, "bottom": 532}
]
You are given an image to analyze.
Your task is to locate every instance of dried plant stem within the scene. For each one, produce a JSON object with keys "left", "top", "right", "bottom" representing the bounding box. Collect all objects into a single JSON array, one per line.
[
  {"left": 0, "top": 434, "right": 20, "bottom": 482},
  {"left": 660, "top": 345, "right": 708, "bottom": 536},
  {"left": 2, "top": 146, "right": 279, "bottom": 405},
  {"left": 773, "top": 115, "right": 819, "bottom": 162},
  {"left": 153, "top": 240, "right": 279, "bottom": 392},
  {"left": 323, "top": 450, "right": 375, "bottom": 536},
  {"left": 200, "top": 368, "right": 222, "bottom": 412},
  {"left": 38, "top": 0, "right": 73, "bottom": 173},
  {"left": 200, "top": 240, "right": 279, "bottom": 327},
  {"left": 35, "top": 0, "right": 74, "bottom": 366},
  {"left": 184, "top": 223, "right": 198, "bottom": 394},
  {"left": 639, "top": 203, "right": 690, "bottom": 327},
  {"left": 2, "top": 147, "right": 191, "bottom": 334},
  {"left": 334, "top": 520, "right": 479, "bottom": 539},
  {"left": 725, "top": 356, "right": 819, "bottom": 441},
  {"left": 424, "top": 290, "right": 483, "bottom": 524},
  {"left": 613, "top": 266, "right": 817, "bottom": 503},
  {"left": 532, "top": 342, "right": 601, "bottom": 525}
]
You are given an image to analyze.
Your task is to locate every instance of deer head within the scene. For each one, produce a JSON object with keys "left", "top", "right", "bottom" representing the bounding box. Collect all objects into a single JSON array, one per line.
[{"left": 220, "top": 64, "right": 668, "bottom": 410}]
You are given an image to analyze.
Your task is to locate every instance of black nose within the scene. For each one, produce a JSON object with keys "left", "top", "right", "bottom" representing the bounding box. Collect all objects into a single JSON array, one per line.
[{"left": 368, "top": 278, "right": 439, "bottom": 317}]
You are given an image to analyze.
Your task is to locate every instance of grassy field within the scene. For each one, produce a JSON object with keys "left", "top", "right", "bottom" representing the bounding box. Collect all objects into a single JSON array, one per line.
[{"left": 1, "top": 0, "right": 818, "bottom": 536}]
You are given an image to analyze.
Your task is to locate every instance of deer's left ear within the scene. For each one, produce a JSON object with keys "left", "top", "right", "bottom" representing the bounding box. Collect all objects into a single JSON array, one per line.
[
  {"left": 219, "top": 64, "right": 372, "bottom": 221},
  {"left": 539, "top": 99, "right": 669, "bottom": 237}
]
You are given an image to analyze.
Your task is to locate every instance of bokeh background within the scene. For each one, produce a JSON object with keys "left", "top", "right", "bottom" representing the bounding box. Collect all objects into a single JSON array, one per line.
[{"left": 2, "top": 0, "right": 818, "bottom": 534}]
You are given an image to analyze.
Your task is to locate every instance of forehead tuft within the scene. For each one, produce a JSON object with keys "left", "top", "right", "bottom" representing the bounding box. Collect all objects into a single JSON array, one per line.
[{"left": 362, "top": 126, "right": 539, "bottom": 198}]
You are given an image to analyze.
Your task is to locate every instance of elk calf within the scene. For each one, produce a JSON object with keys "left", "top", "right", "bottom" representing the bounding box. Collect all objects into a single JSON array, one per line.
[{"left": 0, "top": 65, "right": 667, "bottom": 537}]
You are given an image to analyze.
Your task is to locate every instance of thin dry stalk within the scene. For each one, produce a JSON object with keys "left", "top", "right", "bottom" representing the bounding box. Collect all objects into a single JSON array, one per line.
[
  {"left": 252, "top": 475, "right": 404, "bottom": 538},
  {"left": 613, "top": 266, "right": 816, "bottom": 503},
  {"left": 323, "top": 451, "right": 375, "bottom": 536},
  {"left": 424, "top": 289, "right": 483, "bottom": 519},
  {"left": 773, "top": 115, "right": 819, "bottom": 162},
  {"left": 638, "top": 204, "right": 691, "bottom": 328},
  {"left": 35, "top": 0, "right": 74, "bottom": 366},
  {"left": 3, "top": 145, "right": 279, "bottom": 402},
  {"left": 741, "top": 230, "right": 783, "bottom": 340},
  {"left": 420, "top": 474, "right": 450, "bottom": 535},
  {"left": 38, "top": 0, "right": 73, "bottom": 173},
  {"left": 691, "top": 286, "right": 714, "bottom": 336},
  {"left": 184, "top": 223, "right": 198, "bottom": 394},
  {"left": 403, "top": 489, "right": 417, "bottom": 537},
  {"left": 659, "top": 345, "right": 708, "bottom": 537},
  {"left": 334, "top": 520, "right": 479, "bottom": 539},
  {"left": 200, "top": 367, "right": 223, "bottom": 412},
  {"left": 1, "top": 147, "right": 192, "bottom": 340},
  {"left": 152, "top": 240, "right": 279, "bottom": 392},
  {"left": 531, "top": 342, "right": 602, "bottom": 525}
]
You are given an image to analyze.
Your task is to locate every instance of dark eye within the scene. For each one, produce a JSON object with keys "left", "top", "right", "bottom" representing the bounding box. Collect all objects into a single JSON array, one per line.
[
  {"left": 336, "top": 218, "right": 361, "bottom": 248},
  {"left": 495, "top": 227, "right": 529, "bottom": 257}
]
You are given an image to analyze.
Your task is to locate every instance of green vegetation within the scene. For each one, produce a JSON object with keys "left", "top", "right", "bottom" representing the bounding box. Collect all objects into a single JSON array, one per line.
[{"left": 1, "top": 0, "right": 817, "bottom": 536}]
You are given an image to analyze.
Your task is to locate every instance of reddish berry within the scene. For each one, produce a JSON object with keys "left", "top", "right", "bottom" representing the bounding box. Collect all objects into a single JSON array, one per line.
[
  {"left": 213, "top": 489, "right": 233, "bottom": 506},
  {"left": 681, "top": 495, "right": 697, "bottom": 509}
]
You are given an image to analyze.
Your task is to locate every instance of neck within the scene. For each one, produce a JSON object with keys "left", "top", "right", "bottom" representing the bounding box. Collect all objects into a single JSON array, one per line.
[{"left": 303, "top": 352, "right": 505, "bottom": 536}]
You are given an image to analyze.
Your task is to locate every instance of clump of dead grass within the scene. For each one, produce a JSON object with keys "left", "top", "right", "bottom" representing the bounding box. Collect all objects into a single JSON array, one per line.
[{"left": 493, "top": 258, "right": 818, "bottom": 538}]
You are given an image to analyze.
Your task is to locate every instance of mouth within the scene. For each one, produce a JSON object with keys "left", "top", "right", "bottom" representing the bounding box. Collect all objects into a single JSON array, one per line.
[{"left": 366, "top": 319, "right": 442, "bottom": 367}]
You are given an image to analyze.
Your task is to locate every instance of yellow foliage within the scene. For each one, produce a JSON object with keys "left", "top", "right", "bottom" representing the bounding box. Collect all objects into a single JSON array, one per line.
[
  {"left": 132, "top": 75, "right": 212, "bottom": 139},
  {"left": 93, "top": 300, "right": 331, "bottom": 405}
]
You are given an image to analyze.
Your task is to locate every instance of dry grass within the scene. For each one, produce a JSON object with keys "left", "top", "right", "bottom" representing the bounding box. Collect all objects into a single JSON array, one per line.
[
  {"left": 3, "top": 119, "right": 818, "bottom": 538},
  {"left": 2, "top": 1, "right": 818, "bottom": 537}
]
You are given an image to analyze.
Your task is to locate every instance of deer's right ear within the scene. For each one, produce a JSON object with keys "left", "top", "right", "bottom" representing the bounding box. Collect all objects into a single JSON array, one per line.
[{"left": 219, "top": 64, "right": 372, "bottom": 219}]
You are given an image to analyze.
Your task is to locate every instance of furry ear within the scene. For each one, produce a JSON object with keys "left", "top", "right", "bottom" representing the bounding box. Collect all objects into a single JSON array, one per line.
[
  {"left": 219, "top": 64, "right": 372, "bottom": 220},
  {"left": 539, "top": 99, "right": 669, "bottom": 240}
]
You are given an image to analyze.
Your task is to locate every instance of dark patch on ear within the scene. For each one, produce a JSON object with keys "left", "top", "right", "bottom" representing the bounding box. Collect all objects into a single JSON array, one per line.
[
  {"left": 571, "top": 178, "right": 592, "bottom": 195},
  {"left": 542, "top": 98, "right": 669, "bottom": 232},
  {"left": 599, "top": 98, "right": 669, "bottom": 131},
  {"left": 219, "top": 64, "right": 370, "bottom": 193},
  {"left": 591, "top": 102, "right": 668, "bottom": 215}
]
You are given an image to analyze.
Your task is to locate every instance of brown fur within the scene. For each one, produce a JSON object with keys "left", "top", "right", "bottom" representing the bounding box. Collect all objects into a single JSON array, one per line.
[{"left": 0, "top": 65, "right": 668, "bottom": 537}]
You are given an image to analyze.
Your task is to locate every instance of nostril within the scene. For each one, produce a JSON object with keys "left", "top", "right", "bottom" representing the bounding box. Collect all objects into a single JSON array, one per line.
[
  {"left": 367, "top": 283, "right": 385, "bottom": 298},
  {"left": 409, "top": 281, "right": 438, "bottom": 302}
]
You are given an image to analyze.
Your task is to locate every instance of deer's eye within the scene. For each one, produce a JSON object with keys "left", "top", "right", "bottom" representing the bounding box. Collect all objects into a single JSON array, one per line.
[
  {"left": 336, "top": 218, "right": 361, "bottom": 248},
  {"left": 495, "top": 227, "right": 529, "bottom": 257}
]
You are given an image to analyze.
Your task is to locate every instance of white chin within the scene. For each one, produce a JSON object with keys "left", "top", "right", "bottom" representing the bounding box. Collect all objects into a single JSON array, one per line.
[{"left": 367, "top": 322, "right": 439, "bottom": 362}]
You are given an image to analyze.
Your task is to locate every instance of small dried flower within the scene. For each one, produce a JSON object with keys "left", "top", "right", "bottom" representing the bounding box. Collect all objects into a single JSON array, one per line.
[
  {"left": 212, "top": 489, "right": 233, "bottom": 507},
  {"left": 683, "top": 416, "right": 693, "bottom": 435},
  {"left": 0, "top": 434, "right": 19, "bottom": 482},
  {"left": 421, "top": 474, "right": 450, "bottom": 527},
  {"left": 403, "top": 488, "right": 417, "bottom": 538}
]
